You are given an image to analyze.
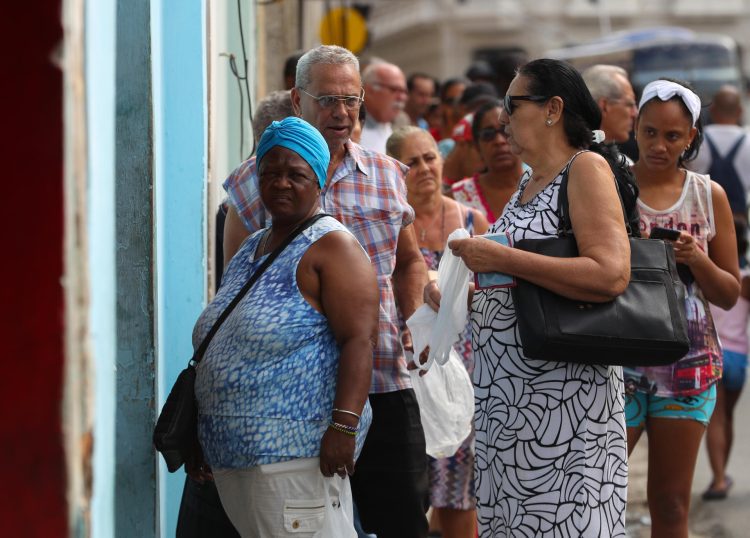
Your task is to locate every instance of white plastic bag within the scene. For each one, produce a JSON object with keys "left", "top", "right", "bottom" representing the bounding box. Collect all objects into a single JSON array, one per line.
[
  {"left": 407, "top": 348, "right": 474, "bottom": 459},
  {"left": 405, "top": 228, "right": 474, "bottom": 458},
  {"left": 313, "top": 476, "right": 357, "bottom": 538}
]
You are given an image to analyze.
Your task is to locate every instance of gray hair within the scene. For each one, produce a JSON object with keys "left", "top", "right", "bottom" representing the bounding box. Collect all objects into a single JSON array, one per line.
[
  {"left": 386, "top": 125, "right": 436, "bottom": 161},
  {"left": 582, "top": 64, "right": 629, "bottom": 102},
  {"left": 361, "top": 58, "right": 389, "bottom": 84},
  {"left": 295, "top": 45, "right": 360, "bottom": 89},
  {"left": 252, "top": 90, "right": 294, "bottom": 141}
]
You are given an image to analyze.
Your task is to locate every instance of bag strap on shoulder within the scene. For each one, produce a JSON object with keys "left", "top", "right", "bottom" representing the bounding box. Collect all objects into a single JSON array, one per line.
[
  {"left": 190, "top": 212, "right": 329, "bottom": 366},
  {"left": 556, "top": 151, "right": 631, "bottom": 236}
]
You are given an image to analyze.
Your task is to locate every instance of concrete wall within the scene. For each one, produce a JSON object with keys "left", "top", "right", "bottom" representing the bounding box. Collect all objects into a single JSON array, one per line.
[{"left": 114, "top": 0, "right": 157, "bottom": 534}]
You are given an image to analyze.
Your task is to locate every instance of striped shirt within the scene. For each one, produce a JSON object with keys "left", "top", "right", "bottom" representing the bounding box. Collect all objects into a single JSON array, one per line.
[{"left": 223, "top": 140, "right": 416, "bottom": 393}]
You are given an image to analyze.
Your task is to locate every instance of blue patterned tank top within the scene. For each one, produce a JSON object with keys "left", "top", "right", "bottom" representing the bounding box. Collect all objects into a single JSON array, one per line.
[{"left": 194, "top": 215, "right": 372, "bottom": 468}]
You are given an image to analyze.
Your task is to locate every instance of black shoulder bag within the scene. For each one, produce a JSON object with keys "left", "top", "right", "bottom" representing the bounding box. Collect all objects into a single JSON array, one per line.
[
  {"left": 510, "top": 160, "right": 689, "bottom": 366},
  {"left": 154, "top": 213, "right": 328, "bottom": 472}
]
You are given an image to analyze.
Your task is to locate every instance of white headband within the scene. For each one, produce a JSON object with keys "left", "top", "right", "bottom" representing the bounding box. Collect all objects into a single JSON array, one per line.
[{"left": 638, "top": 80, "right": 702, "bottom": 126}]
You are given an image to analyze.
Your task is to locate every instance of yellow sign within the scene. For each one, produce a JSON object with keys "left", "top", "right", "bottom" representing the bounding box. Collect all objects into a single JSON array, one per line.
[{"left": 319, "top": 7, "right": 368, "bottom": 54}]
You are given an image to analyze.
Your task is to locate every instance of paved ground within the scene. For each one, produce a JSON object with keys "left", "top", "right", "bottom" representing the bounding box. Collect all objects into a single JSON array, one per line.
[{"left": 625, "top": 388, "right": 750, "bottom": 537}]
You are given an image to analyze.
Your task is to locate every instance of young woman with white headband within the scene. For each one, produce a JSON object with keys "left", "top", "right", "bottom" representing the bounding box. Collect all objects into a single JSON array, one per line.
[{"left": 627, "top": 79, "right": 740, "bottom": 537}]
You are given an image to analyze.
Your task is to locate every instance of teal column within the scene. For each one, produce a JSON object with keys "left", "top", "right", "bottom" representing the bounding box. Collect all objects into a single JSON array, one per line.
[
  {"left": 114, "top": 0, "right": 157, "bottom": 535},
  {"left": 151, "top": 1, "right": 208, "bottom": 535}
]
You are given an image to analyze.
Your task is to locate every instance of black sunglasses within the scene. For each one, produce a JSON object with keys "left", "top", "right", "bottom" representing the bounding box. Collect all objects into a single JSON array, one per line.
[
  {"left": 478, "top": 126, "right": 505, "bottom": 142},
  {"left": 503, "top": 94, "right": 549, "bottom": 115}
]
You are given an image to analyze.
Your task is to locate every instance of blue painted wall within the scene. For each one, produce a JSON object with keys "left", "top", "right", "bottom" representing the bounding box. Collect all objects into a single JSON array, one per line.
[
  {"left": 151, "top": 1, "right": 208, "bottom": 535},
  {"left": 86, "top": 0, "right": 117, "bottom": 535}
]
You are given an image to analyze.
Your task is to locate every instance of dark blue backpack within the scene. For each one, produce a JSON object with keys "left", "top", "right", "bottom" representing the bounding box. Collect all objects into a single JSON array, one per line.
[{"left": 705, "top": 132, "right": 747, "bottom": 215}]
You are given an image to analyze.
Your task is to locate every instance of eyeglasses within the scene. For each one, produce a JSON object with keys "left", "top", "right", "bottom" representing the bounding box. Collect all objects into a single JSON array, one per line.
[
  {"left": 299, "top": 88, "right": 364, "bottom": 110},
  {"left": 503, "top": 94, "right": 549, "bottom": 115},
  {"left": 372, "top": 82, "right": 407, "bottom": 95},
  {"left": 608, "top": 98, "right": 638, "bottom": 110},
  {"left": 478, "top": 126, "right": 505, "bottom": 142}
]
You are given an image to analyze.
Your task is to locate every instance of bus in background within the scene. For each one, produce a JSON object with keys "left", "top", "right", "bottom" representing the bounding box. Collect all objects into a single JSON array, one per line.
[{"left": 545, "top": 27, "right": 745, "bottom": 111}]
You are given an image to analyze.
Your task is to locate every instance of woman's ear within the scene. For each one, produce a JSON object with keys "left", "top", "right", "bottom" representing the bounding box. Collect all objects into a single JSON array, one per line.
[
  {"left": 687, "top": 126, "right": 698, "bottom": 147},
  {"left": 547, "top": 96, "right": 564, "bottom": 122}
]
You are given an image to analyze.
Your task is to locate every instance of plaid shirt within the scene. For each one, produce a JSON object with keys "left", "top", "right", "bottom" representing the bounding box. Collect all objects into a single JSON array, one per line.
[{"left": 223, "top": 140, "right": 415, "bottom": 393}]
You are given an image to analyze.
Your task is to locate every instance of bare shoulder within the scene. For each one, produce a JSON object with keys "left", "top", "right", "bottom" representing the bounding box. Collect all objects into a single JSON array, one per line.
[
  {"left": 309, "top": 229, "right": 368, "bottom": 262},
  {"left": 568, "top": 150, "right": 611, "bottom": 178}
]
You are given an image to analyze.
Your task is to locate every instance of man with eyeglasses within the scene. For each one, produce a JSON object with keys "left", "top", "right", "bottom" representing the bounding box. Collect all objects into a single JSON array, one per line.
[
  {"left": 359, "top": 61, "right": 408, "bottom": 153},
  {"left": 219, "top": 45, "right": 429, "bottom": 538},
  {"left": 582, "top": 64, "right": 638, "bottom": 145},
  {"left": 581, "top": 64, "right": 641, "bottom": 232}
]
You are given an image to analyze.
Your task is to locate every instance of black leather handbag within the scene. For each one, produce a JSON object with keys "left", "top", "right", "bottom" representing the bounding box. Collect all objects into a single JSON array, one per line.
[
  {"left": 154, "top": 214, "right": 327, "bottom": 472},
  {"left": 510, "top": 166, "right": 689, "bottom": 367}
]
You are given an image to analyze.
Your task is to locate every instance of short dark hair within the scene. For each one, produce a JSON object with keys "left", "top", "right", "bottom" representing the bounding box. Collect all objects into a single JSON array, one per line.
[
  {"left": 439, "top": 77, "right": 470, "bottom": 103},
  {"left": 407, "top": 72, "right": 433, "bottom": 92},
  {"left": 459, "top": 82, "right": 498, "bottom": 107},
  {"left": 471, "top": 99, "right": 503, "bottom": 146},
  {"left": 284, "top": 51, "right": 303, "bottom": 79}
]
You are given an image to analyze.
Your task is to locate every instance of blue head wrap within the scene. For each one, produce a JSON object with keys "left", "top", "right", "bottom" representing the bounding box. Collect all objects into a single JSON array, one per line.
[{"left": 256, "top": 117, "right": 330, "bottom": 188}]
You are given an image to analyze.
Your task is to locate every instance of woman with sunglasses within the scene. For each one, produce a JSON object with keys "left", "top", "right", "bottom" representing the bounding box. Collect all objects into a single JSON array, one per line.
[
  {"left": 450, "top": 99, "right": 525, "bottom": 223},
  {"left": 424, "top": 59, "right": 634, "bottom": 536},
  {"left": 627, "top": 79, "right": 739, "bottom": 536},
  {"left": 386, "top": 125, "right": 488, "bottom": 538}
]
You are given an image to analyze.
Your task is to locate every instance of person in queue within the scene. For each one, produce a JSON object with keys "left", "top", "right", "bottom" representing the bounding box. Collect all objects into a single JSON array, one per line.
[
  {"left": 582, "top": 64, "right": 638, "bottom": 146},
  {"left": 689, "top": 85, "right": 750, "bottom": 219},
  {"left": 405, "top": 72, "right": 436, "bottom": 129},
  {"left": 386, "top": 126, "right": 488, "bottom": 538},
  {"left": 189, "top": 117, "right": 379, "bottom": 535},
  {"left": 221, "top": 45, "right": 430, "bottom": 538},
  {"left": 703, "top": 217, "right": 749, "bottom": 501},
  {"left": 430, "top": 77, "right": 469, "bottom": 144},
  {"left": 582, "top": 64, "right": 641, "bottom": 231},
  {"left": 450, "top": 99, "right": 524, "bottom": 222},
  {"left": 183, "top": 88, "right": 299, "bottom": 537},
  {"left": 424, "top": 58, "right": 633, "bottom": 536},
  {"left": 359, "top": 61, "right": 408, "bottom": 153},
  {"left": 627, "top": 79, "right": 740, "bottom": 536}
]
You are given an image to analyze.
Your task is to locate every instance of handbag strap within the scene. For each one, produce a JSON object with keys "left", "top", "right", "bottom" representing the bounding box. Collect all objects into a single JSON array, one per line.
[
  {"left": 555, "top": 150, "right": 632, "bottom": 237},
  {"left": 190, "top": 212, "right": 329, "bottom": 366}
]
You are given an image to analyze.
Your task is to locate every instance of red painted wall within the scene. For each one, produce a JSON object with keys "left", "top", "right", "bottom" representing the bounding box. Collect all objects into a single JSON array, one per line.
[{"left": 0, "top": 2, "right": 67, "bottom": 535}]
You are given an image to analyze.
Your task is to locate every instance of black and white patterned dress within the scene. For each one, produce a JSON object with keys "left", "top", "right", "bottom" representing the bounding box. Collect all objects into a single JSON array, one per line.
[{"left": 472, "top": 169, "right": 628, "bottom": 537}]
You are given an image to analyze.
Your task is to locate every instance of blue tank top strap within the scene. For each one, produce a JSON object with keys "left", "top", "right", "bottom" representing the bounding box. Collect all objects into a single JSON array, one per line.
[{"left": 464, "top": 207, "right": 475, "bottom": 234}]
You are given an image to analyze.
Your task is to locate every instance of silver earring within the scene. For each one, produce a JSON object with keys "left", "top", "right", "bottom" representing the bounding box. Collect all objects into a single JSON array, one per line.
[{"left": 546, "top": 119, "right": 553, "bottom": 126}]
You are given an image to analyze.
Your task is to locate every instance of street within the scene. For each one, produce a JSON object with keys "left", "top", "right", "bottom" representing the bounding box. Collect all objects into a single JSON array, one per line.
[{"left": 626, "top": 387, "right": 750, "bottom": 537}]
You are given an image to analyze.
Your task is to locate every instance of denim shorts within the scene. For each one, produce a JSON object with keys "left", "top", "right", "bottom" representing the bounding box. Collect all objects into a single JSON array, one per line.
[
  {"left": 625, "top": 384, "right": 717, "bottom": 428},
  {"left": 721, "top": 349, "right": 748, "bottom": 392}
]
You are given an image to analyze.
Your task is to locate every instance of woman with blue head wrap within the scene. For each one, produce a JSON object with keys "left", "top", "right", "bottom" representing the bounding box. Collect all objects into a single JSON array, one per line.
[
  {"left": 628, "top": 79, "right": 740, "bottom": 535},
  {"left": 192, "top": 116, "right": 380, "bottom": 535}
]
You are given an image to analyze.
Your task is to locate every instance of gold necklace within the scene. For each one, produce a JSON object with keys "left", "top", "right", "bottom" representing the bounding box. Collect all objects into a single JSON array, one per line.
[{"left": 416, "top": 198, "right": 445, "bottom": 243}]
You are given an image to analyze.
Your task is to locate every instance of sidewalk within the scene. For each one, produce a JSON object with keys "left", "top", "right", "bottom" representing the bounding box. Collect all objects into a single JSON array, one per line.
[{"left": 625, "top": 389, "right": 750, "bottom": 537}]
